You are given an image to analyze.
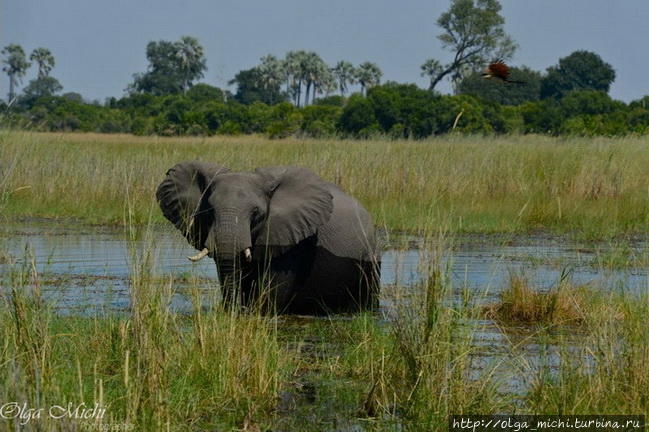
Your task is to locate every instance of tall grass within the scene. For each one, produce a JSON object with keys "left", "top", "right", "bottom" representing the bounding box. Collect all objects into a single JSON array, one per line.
[
  {"left": 1, "top": 130, "right": 648, "bottom": 429},
  {"left": 526, "top": 289, "right": 649, "bottom": 414},
  {"left": 0, "top": 231, "right": 291, "bottom": 431},
  {"left": 2, "top": 131, "right": 649, "bottom": 238},
  {"left": 484, "top": 270, "right": 649, "bottom": 416},
  {"left": 333, "top": 236, "right": 509, "bottom": 430},
  {"left": 1, "top": 231, "right": 648, "bottom": 429}
]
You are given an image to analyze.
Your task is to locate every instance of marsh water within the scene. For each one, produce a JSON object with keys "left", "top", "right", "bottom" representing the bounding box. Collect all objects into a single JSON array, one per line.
[
  {"left": 1, "top": 222, "right": 647, "bottom": 314},
  {"left": 1, "top": 222, "right": 648, "bottom": 405}
]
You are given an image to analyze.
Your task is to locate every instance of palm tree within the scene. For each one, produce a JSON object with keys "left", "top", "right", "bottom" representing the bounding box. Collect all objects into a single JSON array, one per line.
[
  {"left": 332, "top": 61, "right": 356, "bottom": 96},
  {"left": 312, "top": 63, "right": 335, "bottom": 101},
  {"left": 257, "top": 54, "right": 284, "bottom": 105},
  {"left": 2, "top": 44, "right": 31, "bottom": 102},
  {"left": 302, "top": 52, "right": 328, "bottom": 105},
  {"left": 355, "top": 62, "right": 382, "bottom": 95},
  {"left": 174, "top": 36, "right": 206, "bottom": 92},
  {"left": 30, "top": 47, "right": 55, "bottom": 78},
  {"left": 284, "top": 50, "right": 307, "bottom": 106}
]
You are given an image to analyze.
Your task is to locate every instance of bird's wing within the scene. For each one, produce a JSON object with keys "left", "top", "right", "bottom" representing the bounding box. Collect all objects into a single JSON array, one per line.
[{"left": 488, "top": 61, "right": 510, "bottom": 80}]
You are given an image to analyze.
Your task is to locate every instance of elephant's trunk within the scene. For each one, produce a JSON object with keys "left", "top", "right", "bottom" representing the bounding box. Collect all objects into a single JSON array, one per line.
[
  {"left": 216, "top": 259, "right": 239, "bottom": 307},
  {"left": 211, "top": 207, "right": 253, "bottom": 263}
]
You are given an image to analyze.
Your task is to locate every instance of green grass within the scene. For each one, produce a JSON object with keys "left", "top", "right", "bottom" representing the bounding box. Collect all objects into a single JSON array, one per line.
[
  {"left": 525, "top": 290, "right": 649, "bottom": 415},
  {"left": 0, "top": 241, "right": 292, "bottom": 430},
  {"left": 2, "top": 229, "right": 649, "bottom": 430},
  {"left": 1, "top": 130, "right": 648, "bottom": 430},
  {"left": 2, "top": 131, "right": 649, "bottom": 238}
]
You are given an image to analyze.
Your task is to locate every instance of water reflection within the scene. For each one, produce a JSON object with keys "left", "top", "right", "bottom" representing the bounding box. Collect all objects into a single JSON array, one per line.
[{"left": 1, "top": 223, "right": 647, "bottom": 314}]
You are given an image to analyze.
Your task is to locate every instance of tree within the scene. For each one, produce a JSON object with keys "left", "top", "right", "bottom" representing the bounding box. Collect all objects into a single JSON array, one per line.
[
  {"left": 355, "top": 62, "right": 382, "bottom": 95},
  {"left": 30, "top": 47, "right": 55, "bottom": 78},
  {"left": 2, "top": 44, "right": 31, "bottom": 102},
  {"left": 174, "top": 36, "right": 206, "bottom": 92},
  {"left": 129, "top": 37, "right": 207, "bottom": 95},
  {"left": 186, "top": 83, "right": 225, "bottom": 103},
  {"left": 229, "top": 67, "right": 284, "bottom": 105},
  {"left": 332, "top": 61, "right": 356, "bottom": 96},
  {"left": 312, "top": 66, "right": 336, "bottom": 102},
  {"left": 424, "top": 0, "right": 516, "bottom": 91},
  {"left": 559, "top": 90, "right": 622, "bottom": 117},
  {"left": 456, "top": 66, "right": 542, "bottom": 105},
  {"left": 283, "top": 50, "right": 307, "bottom": 106},
  {"left": 337, "top": 94, "right": 379, "bottom": 136},
  {"left": 18, "top": 47, "right": 62, "bottom": 108},
  {"left": 302, "top": 52, "right": 329, "bottom": 105},
  {"left": 420, "top": 59, "right": 444, "bottom": 90},
  {"left": 20, "top": 76, "right": 63, "bottom": 108},
  {"left": 540, "top": 50, "right": 616, "bottom": 99},
  {"left": 62, "top": 92, "right": 84, "bottom": 103},
  {"left": 257, "top": 55, "right": 286, "bottom": 105}
]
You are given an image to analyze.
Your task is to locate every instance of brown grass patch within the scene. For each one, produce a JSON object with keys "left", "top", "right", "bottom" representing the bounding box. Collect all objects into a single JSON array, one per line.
[{"left": 483, "top": 275, "right": 596, "bottom": 326}]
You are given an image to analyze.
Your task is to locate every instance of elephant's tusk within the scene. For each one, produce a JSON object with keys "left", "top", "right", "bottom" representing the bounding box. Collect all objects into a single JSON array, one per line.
[
  {"left": 244, "top": 248, "right": 252, "bottom": 263},
  {"left": 188, "top": 248, "right": 209, "bottom": 262}
]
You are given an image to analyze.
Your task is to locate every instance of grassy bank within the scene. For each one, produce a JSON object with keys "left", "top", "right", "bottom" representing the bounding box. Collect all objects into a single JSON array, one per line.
[{"left": 2, "top": 131, "right": 648, "bottom": 238}]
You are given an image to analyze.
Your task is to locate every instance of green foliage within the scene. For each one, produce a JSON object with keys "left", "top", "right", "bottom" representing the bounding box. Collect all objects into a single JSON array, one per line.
[
  {"left": 331, "top": 61, "right": 356, "bottom": 96},
  {"left": 266, "top": 102, "right": 302, "bottom": 138},
  {"left": 300, "top": 105, "right": 341, "bottom": 137},
  {"left": 61, "top": 92, "right": 83, "bottom": 103},
  {"left": 337, "top": 94, "right": 378, "bottom": 136},
  {"left": 129, "top": 37, "right": 207, "bottom": 95},
  {"left": 559, "top": 90, "right": 622, "bottom": 116},
  {"left": 8, "top": 79, "right": 649, "bottom": 139},
  {"left": 541, "top": 50, "right": 616, "bottom": 99},
  {"left": 20, "top": 76, "right": 63, "bottom": 108},
  {"left": 519, "top": 99, "right": 563, "bottom": 134},
  {"left": 368, "top": 84, "right": 444, "bottom": 137},
  {"left": 426, "top": 0, "right": 517, "bottom": 90},
  {"left": 2, "top": 44, "right": 31, "bottom": 101},
  {"left": 457, "top": 66, "right": 542, "bottom": 105},
  {"left": 216, "top": 120, "right": 242, "bottom": 135},
  {"left": 29, "top": 47, "right": 55, "bottom": 78},
  {"left": 313, "top": 95, "right": 345, "bottom": 106},
  {"left": 337, "top": 84, "right": 516, "bottom": 137},
  {"left": 230, "top": 67, "right": 285, "bottom": 105},
  {"left": 355, "top": 62, "right": 382, "bottom": 95},
  {"left": 186, "top": 83, "right": 226, "bottom": 103},
  {"left": 27, "top": 96, "right": 128, "bottom": 133}
]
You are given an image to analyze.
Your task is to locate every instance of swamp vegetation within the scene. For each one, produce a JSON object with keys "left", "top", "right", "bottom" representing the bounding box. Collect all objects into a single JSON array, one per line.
[{"left": 0, "top": 131, "right": 648, "bottom": 430}]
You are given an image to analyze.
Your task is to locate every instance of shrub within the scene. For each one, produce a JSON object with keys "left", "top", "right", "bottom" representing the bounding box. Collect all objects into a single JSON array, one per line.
[
  {"left": 337, "top": 94, "right": 379, "bottom": 137},
  {"left": 216, "top": 120, "right": 242, "bottom": 135}
]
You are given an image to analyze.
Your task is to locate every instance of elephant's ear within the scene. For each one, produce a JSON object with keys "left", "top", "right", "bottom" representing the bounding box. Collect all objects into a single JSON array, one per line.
[
  {"left": 255, "top": 166, "right": 333, "bottom": 251},
  {"left": 156, "top": 161, "right": 229, "bottom": 250}
]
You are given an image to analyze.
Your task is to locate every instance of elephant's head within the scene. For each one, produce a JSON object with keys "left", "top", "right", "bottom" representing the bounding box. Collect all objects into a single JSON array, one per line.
[{"left": 156, "top": 161, "right": 334, "bottom": 267}]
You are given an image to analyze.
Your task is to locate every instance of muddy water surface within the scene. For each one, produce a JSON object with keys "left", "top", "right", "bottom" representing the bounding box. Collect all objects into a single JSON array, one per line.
[{"left": 1, "top": 222, "right": 647, "bottom": 314}]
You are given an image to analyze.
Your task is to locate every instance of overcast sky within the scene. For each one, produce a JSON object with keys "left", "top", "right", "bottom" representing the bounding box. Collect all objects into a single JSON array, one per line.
[{"left": 2, "top": 0, "right": 648, "bottom": 102}]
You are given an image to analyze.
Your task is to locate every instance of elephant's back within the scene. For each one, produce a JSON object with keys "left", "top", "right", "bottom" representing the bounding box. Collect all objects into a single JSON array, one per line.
[
  {"left": 316, "top": 183, "right": 377, "bottom": 261},
  {"left": 291, "top": 182, "right": 379, "bottom": 314}
]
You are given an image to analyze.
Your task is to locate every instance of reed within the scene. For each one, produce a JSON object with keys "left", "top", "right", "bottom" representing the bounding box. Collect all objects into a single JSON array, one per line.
[
  {"left": 2, "top": 131, "right": 648, "bottom": 238},
  {"left": 526, "top": 289, "right": 649, "bottom": 414},
  {"left": 0, "top": 233, "right": 291, "bottom": 431}
]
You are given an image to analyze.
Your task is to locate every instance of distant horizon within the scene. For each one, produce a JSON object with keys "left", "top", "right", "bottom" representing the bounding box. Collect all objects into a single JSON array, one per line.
[{"left": 2, "top": 0, "right": 648, "bottom": 103}]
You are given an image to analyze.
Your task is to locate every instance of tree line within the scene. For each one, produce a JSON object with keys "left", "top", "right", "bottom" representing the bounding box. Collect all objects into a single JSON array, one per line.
[{"left": 2, "top": 0, "right": 648, "bottom": 138}]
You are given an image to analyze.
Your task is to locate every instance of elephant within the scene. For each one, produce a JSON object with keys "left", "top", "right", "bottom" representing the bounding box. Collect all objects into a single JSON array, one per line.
[{"left": 156, "top": 161, "right": 380, "bottom": 314}]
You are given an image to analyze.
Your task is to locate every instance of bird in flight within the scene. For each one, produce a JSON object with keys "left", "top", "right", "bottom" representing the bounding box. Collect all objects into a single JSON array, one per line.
[{"left": 482, "top": 61, "right": 526, "bottom": 84}]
